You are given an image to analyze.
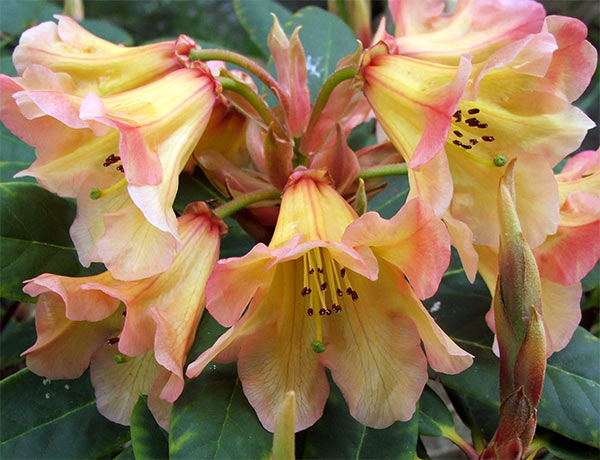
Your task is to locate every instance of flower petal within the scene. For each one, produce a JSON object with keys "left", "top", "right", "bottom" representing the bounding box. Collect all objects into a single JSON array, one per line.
[
  {"left": 90, "top": 348, "right": 162, "bottom": 425},
  {"left": 362, "top": 51, "right": 471, "bottom": 168},
  {"left": 237, "top": 263, "right": 329, "bottom": 432},
  {"left": 540, "top": 278, "right": 582, "bottom": 355},
  {"left": 23, "top": 295, "right": 123, "bottom": 379},
  {"left": 343, "top": 198, "right": 450, "bottom": 299},
  {"left": 322, "top": 268, "right": 428, "bottom": 427}
]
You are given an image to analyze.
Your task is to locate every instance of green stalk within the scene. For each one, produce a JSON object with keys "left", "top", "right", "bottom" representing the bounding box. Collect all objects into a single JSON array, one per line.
[
  {"left": 214, "top": 189, "right": 281, "bottom": 219},
  {"left": 189, "top": 48, "right": 289, "bottom": 114},
  {"left": 307, "top": 66, "right": 357, "bottom": 129},
  {"left": 217, "top": 76, "right": 279, "bottom": 130},
  {"left": 357, "top": 163, "right": 408, "bottom": 179}
]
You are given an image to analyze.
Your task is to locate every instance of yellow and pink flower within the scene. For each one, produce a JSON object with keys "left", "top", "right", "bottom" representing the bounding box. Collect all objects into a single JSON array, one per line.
[
  {"left": 186, "top": 170, "right": 472, "bottom": 431},
  {"left": 22, "top": 203, "right": 225, "bottom": 428}
]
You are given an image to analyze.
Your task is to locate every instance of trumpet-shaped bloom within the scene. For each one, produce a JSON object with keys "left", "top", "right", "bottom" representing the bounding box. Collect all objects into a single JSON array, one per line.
[
  {"left": 0, "top": 66, "right": 217, "bottom": 279},
  {"left": 22, "top": 203, "right": 225, "bottom": 427},
  {"left": 13, "top": 15, "right": 181, "bottom": 97},
  {"left": 361, "top": 15, "right": 596, "bottom": 249},
  {"left": 187, "top": 170, "right": 471, "bottom": 431}
]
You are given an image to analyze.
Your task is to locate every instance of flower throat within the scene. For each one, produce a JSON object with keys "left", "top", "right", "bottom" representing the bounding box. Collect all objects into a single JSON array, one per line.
[{"left": 300, "top": 247, "right": 358, "bottom": 353}]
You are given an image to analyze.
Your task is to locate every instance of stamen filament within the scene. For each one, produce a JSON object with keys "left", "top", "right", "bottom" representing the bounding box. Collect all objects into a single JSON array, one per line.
[{"left": 90, "top": 177, "right": 127, "bottom": 200}]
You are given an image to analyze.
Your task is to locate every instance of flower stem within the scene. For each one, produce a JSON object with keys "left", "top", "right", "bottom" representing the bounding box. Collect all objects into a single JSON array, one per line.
[
  {"left": 189, "top": 48, "right": 289, "bottom": 112},
  {"left": 214, "top": 188, "right": 281, "bottom": 219},
  {"left": 357, "top": 163, "right": 408, "bottom": 179},
  {"left": 307, "top": 66, "right": 357, "bottom": 129},
  {"left": 217, "top": 76, "right": 280, "bottom": 129},
  {"left": 445, "top": 430, "right": 480, "bottom": 460}
]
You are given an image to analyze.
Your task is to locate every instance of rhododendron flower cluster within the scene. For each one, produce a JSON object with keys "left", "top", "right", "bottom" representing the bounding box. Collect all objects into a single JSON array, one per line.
[{"left": 0, "top": 1, "right": 597, "bottom": 458}]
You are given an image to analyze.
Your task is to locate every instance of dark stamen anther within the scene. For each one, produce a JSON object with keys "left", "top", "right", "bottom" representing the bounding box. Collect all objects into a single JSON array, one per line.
[
  {"left": 318, "top": 308, "right": 327, "bottom": 316},
  {"left": 337, "top": 288, "right": 343, "bottom": 297},
  {"left": 452, "top": 140, "right": 462, "bottom": 146},
  {"left": 346, "top": 287, "right": 353, "bottom": 295},
  {"left": 326, "top": 309, "right": 332, "bottom": 316},
  {"left": 320, "top": 282, "right": 328, "bottom": 291},
  {"left": 340, "top": 268, "right": 346, "bottom": 278},
  {"left": 301, "top": 287, "right": 312, "bottom": 296},
  {"left": 333, "top": 305, "right": 342, "bottom": 313},
  {"left": 116, "top": 165, "right": 124, "bottom": 173},
  {"left": 453, "top": 130, "right": 463, "bottom": 137},
  {"left": 482, "top": 136, "right": 495, "bottom": 142},
  {"left": 462, "top": 144, "right": 473, "bottom": 150},
  {"left": 465, "top": 117, "right": 479, "bottom": 126},
  {"left": 469, "top": 139, "right": 478, "bottom": 145},
  {"left": 468, "top": 108, "right": 480, "bottom": 114},
  {"left": 307, "top": 308, "right": 314, "bottom": 316},
  {"left": 351, "top": 290, "right": 359, "bottom": 301},
  {"left": 477, "top": 123, "right": 488, "bottom": 129},
  {"left": 317, "top": 268, "right": 324, "bottom": 274},
  {"left": 309, "top": 268, "right": 315, "bottom": 274},
  {"left": 107, "top": 337, "right": 119, "bottom": 345}
]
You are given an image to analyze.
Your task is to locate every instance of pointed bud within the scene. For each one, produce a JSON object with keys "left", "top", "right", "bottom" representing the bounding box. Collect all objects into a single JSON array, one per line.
[
  {"left": 264, "top": 122, "right": 294, "bottom": 190},
  {"left": 353, "top": 178, "right": 367, "bottom": 216},
  {"left": 497, "top": 160, "right": 542, "bottom": 340},
  {"left": 268, "top": 14, "right": 311, "bottom": 136},
  {"left": 514, "top": 307, "right": 546, "bottom": 407},
  {"left": 63, "top": 0, "right": 84, "bottom": 21},
  {"left": 271, "top": 391, "right": 296, "bottom": 460}
]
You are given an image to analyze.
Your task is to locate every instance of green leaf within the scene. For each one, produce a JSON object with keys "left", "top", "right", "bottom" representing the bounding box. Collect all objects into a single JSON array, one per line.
[
  {"left": 0, "top": 124, "right": 35, "bottom": 163},
  {"left": 233, "top": 0, "right": 292, "bottom": 58},
  {"left": 131, "top": 395, "right": 169, "bottom": 460},
  {"left": 0, "top": 182, "right": 104, "bottom": 302},
  {"left": 429, "top": 271, "right": 600, "bottom": 448},
  {"left": 173, "top": 172, "right": 224, "bottom": 214},
  {"left": 220, "top": 218, "right": 255, "bottom": 259},
  {"left": 418, "top": 385, "right": 455, "bottom": 438},
  {"left": 0, "top": 317, "right": 36, "bottom": 370},
  {"left": 535, "top": 428, "right": 600, "bottom": 460},
  {"left": 368, "top": 175, "right": 410, "bottom": 218},
  {"left": 169, "top": 362, "right": 272, "bottom": 459},
  {"left": 0, "top": 368, "right": 130, "bottom": 459},
  {"left": 0, "top": 161, "right": 35, "bottom": 183},
  {"left": 0, "top": 55, "right": 17, "bottom": 76},
  {"left": 170, "top": 313, "right": 271, "bottom": 459},
  {"left": 113, "top": 444, "right": 135, "bottom": 460},
  {"left": 0, "top": 0, "right": 60, "bottom": 36},
  {"left": 301, "top": 379, "right": 419, "bottom": 459},
  {"left": 282, "top": 7, "right": 357, "bottom": 102},
  {"left": 80, "top": 19, "right": 134, "bottom": 46}
]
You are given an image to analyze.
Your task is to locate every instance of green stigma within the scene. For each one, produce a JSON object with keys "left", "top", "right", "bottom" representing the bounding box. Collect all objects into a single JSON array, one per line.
[
  {"left": 114, "top": 354, "right": 127, "bottom": 364},
  {"left": 493, "top": 155, "right": 507, "bottom": 167},
  {"left": 89, "top": 188, "right": 101, "bottom": 200},
  {"left": 311, "top": 340, "right": 326, "bottom": 354}
]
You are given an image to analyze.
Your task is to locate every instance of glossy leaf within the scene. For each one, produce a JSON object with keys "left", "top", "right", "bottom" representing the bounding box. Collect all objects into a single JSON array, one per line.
[
  {"left": 80, "top": 19, "right": 134, "bottom": 46},
  {"left": 0, "top": 0, "right": 61, "bottom": 36},
  {"left": 0, "top": 368, "right": 129, "bottom": 459},
  {"left": 428, "top": 271, "right": 600, "bottom": 448},
  {"left": 131, "top": 395, "right": 169, "bottom": 460},
  {"left": 535, "top": 427, "right": 600, "bottom": 460},
  {"left": 0, "top": 182, "right": 103, "bottom": 302},
  {"left": 368, "top": 175, "right": 410, "bottom": 218},
  {"left": 418, "top": 385, "right": 455, "bottom": 438},
  {"left": 282, "top": 7, "right": 357, "bottom": 102},
  {"left": 169, "top": 362, "right": 272, "bottom": 459},
  {"left": 173, "top": 172, "right": 224, "bottom": 214},
  {"left": 0, "top": 124, "right": 35, "bottom": 163},
  {"left": 0, "top": 161, "right": 34, "bottom": 183},
  {"left": 0, "top": 317, "right": 35, "bottom": 370},
  {"left": 300, "top": 379, "right": 419, "bottom": 459},
  {"left": 170, "top": 314, "right": 271, "bottom": 460},
  {"left": 233, "top": 0, "right": 292, "bottom": 58}
]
